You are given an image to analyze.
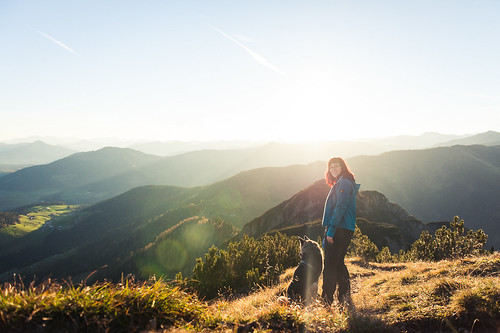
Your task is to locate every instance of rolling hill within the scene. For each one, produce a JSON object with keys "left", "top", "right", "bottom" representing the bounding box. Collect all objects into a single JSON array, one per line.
[
  {"left": 0, "top": 141, "right": 76, "bottom": 165},
  {"left": 94, "top": 216, "right": 240, "bottom": 281},
  {"left": 0, "top": 147, "right": 163, "bottom": 209},
  {"left": 0, "top": 147, "right": 162, "bottom": 192},
  {"left": 435, "top": 130, "right": 500, "bottom": 147}
]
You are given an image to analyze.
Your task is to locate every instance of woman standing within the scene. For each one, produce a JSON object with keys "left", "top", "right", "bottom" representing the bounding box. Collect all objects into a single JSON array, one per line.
[{"left": 321, "top": 157, "right": 360, "bottom": 307}]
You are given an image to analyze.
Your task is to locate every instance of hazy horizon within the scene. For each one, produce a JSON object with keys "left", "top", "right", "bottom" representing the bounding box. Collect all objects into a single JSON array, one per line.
[
  {"left": 2, "top": 1, "right": 499, "bottom": 142},
  {"left": 0, "top": 130, "right": 482, "bottom": 146}
]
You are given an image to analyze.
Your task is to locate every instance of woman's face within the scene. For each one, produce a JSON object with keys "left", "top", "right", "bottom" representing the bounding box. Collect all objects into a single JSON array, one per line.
[{"left": 329, "top": 162, "right": 342, "bottom": 178}]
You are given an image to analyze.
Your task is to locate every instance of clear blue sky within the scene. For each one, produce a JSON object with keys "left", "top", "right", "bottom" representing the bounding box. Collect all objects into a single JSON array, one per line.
[{"left": 1, "top": 0, "right": 499, "bottom": 142}]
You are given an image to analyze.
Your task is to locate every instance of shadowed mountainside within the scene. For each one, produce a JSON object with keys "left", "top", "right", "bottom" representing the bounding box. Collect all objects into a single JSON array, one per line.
[
  {"left": 348, "top": 144, "right": 500, "bottom": 248},
  {"left": 241, "top": 180, "right": 446, "bottom": 252},
  {"left": 0, "top": 147, "right": 163, "bottom": 209}
]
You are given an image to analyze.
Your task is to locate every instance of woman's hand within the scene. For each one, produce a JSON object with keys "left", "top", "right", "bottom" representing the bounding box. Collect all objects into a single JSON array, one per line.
[{"left": 327, "top": 236, "right": 334, "bottom": 244}]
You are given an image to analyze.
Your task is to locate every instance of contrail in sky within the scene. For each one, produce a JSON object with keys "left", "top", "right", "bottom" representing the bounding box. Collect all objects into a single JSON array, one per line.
[
  {"left": 36, "top": 30, "right": 78, "bottom": 54},
  {"left": 210, "top": 25, "right": 284, "bottom": 76}
]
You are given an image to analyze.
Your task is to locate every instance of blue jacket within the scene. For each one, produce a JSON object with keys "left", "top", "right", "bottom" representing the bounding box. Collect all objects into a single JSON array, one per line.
[{"left": 322, "top": 176, "right": 360, "bottom": 238}]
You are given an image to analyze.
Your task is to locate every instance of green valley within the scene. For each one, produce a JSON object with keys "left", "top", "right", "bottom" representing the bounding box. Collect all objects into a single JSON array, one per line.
[{"left": 0, "top": 204, "right": 79, "bottom": 245}]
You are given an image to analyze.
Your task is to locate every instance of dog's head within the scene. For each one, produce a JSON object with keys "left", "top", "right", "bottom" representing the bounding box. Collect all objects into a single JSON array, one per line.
[{"left": 298, "top": 235, "right": 323, "bottom": 261}]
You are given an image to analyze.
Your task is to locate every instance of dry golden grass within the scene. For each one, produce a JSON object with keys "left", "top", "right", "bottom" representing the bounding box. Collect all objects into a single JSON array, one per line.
[
  {"left": 204, "top": 281, "right": 343, "bottom": 332},
  {"left": 203, "top": 253, "right": 499, "bottom": 332},
  {"left": 350, "top": 254, "right": 500, "bottom": 331},
  {"left": 1, "top": 254, "right": 498, "bottom": 332}
]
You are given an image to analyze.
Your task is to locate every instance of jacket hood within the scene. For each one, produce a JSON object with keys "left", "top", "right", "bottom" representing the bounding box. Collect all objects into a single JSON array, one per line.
[{"left": 354, "top": 182, "right": 361, "bottom": 194}]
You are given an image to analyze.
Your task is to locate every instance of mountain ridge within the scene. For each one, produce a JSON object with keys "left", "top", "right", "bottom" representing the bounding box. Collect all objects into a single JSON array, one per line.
[
  {"left": 241, "top": 180, "right": 445, "bottom": 252},
  {"left": 1, "top": 132, "right": 499, "bottom": 212},
  {"left": 435, "top": 130, "right": 500, "bottom": 147},
  {"left": 347, "top": 144, "right": 500, "bottom": 248},
  {"left": 0, "top": 141, "right": 76, "bottom": 166}
]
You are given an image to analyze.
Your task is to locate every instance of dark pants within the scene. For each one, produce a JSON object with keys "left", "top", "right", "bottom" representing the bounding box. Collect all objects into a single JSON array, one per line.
[{"left": 321, "top": 228, "right": 354, "bottom": 305}]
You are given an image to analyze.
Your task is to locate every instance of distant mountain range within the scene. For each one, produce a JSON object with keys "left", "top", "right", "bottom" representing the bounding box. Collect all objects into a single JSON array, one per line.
[
  {"left": 2, "top": 131, "right": 499, "bottom": 166},
  {"left": 0, "top": 141, "right": 76, "bottom": 166},
  {"left": 1, "top": 131, "right": 499, "bottom": 211},
  {"left": 0, "top": 145, "right": 334, "bottom": 209},
  {"left": 435, "top": 130, "right": 500, "bottom": 147},
  {"left": 1, "top": 139, "right": 499, "bottom": 248},
  {"left": 128, "top": 140, "right": 263, "bottom": 156},
  {"left": 126, "top": 132, "right": 468, "bottom": 156}
]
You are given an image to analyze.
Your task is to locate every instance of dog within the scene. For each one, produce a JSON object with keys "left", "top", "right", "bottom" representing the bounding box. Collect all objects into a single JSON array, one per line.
[{"left": 286, "top": 235, "right": 324, "bottom": 305}]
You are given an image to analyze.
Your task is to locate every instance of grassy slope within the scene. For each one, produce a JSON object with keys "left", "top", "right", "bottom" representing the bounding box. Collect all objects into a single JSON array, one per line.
[
  {"left": 348, "top": 255, "right": 500, "bottom": 332},
  {"left": 0, "top": 205, "right": 79, "bottom": 247},
  {"left": 93, "top": 216, "right": 240, "bottom": 282},
  {"left": 1, "top": 254, "right": 498, "bottom": 332}
]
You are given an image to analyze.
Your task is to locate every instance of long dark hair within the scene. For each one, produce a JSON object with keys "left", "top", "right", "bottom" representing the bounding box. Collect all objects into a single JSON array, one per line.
[{"left": 325, "top": 157, "right": 355, "bottom": 187}]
